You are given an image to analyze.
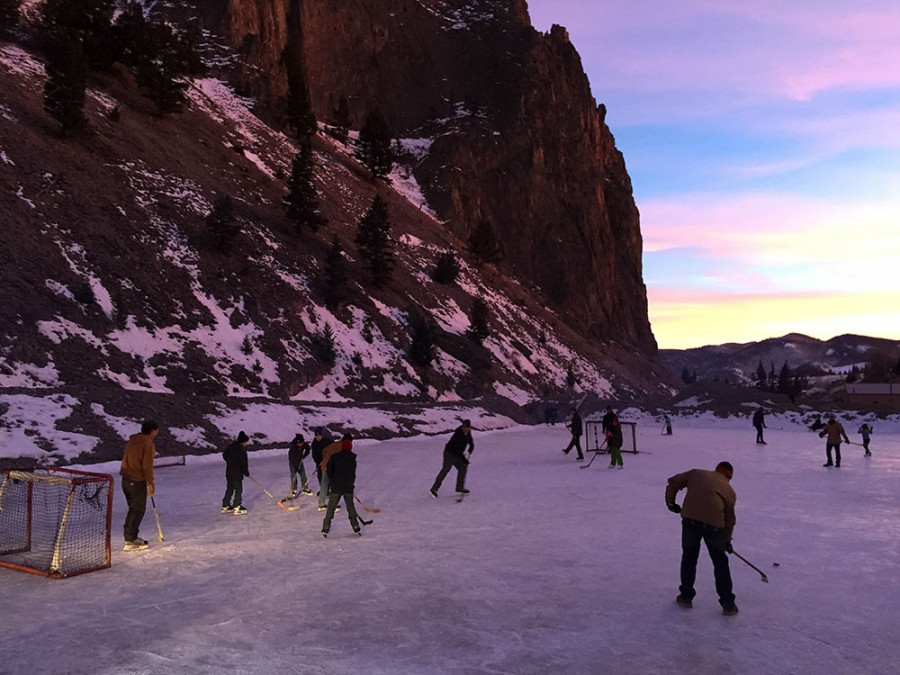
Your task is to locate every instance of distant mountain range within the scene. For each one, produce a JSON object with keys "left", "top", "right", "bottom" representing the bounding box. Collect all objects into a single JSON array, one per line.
[{"left": 659, "top": 333, "right": 900, "bottom": 385}]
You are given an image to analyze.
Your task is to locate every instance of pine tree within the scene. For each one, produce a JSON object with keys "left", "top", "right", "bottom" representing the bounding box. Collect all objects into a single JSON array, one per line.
[
  {"left": 355, "top": 107, "right": 394, "bottom": 180},
  {"left": 408, "top": 312, "right": 435, "bottom": 367},
  {"left": 468, "top": 219, "right": 501, "bottom": 266},
  {"left": 466, "top": 296, "right": 490, "bottom": 345},
  {"left": 284, "top": 141, "right": 325, "bottom": 234},
  {"left": 283, "top": 41, "right": 316, "bottom": 141},
  {"left": 355, "top": 194, "right": 395, "bottom": 287},
  {"left": 43, "top": 36, "right": 87, "bottom": 136},
  {"left": 207, "top": 194, "right": 239, "bottom": 252},
  {"left": 431, "top": 249, "right": 461, "bottom": 284},
  {"left": 566, "top": 365, "right": 577, "bottom": 388},
  {"left": 329, "top": 95, "right": 351, "bottom": 143},
  {"left": 133, "top": 19, "right": 191, "bottom": 115},
  {"left": 0, "top": 0, "right": 20, "bottom": 33},
  {"left": 754, "top": 361, "right": 767, "bottom": 390},
  {"left": 322, "top": 236, "right": 348, "bottom": 308},
  {"left": 310, "top": 324, "right": 337, "bottom": 366},
  {"left": 680, "top": 367, "right": 692, "bottom": 385},
  {"left": 777, "top": 361, "right": 792, "bottom": 395}
]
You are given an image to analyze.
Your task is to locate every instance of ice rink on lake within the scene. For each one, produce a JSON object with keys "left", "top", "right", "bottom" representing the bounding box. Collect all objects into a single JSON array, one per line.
[{"left": 3, "top": 416, "right": 899, "bottom": 674}]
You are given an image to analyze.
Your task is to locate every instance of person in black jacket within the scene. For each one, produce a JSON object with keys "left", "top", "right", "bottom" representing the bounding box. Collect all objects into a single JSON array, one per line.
[
  {"left": 430, "top": 420, "right": 474, "bottom": 498},
  {"left": 562, "top": 407, "right": 584, "bottom": 460},
  {"left": 753, "top": 408, "right": 766, "bottom": 444},
  {"left": 321, "top": 434, "right": 361, "bottom": 537},
  {"left": 288, "top": 433, "right": 312, "bottom": 497},
  {"left": 311, "top": 427, "right": 334, "bottom": 510},
  {"left": 222, "top": 431, "right": 250, "bottom": 514}
]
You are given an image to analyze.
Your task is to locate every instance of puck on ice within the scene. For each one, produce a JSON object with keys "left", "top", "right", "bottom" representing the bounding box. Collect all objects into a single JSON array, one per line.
[{"left": 773, "top": 562, "right": 780, "bottom": 567}]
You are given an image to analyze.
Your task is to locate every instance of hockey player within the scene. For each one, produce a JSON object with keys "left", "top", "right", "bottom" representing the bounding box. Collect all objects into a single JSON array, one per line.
[
  {"left": 752, "top": 408, "right": 766, "bottom": 444},
  {"left": 222, "top": 431, "right": 250, "bottom": 514},
  {"left": 311, "top": 427, "right": 334, "bottom": 510},
  {"left": 120, "top": 419, "right": 158, "bottom": 551},
  {"left": 430, "top": 420, "right": 474, "bottom": 498},
  {"left": 666, "top": 461, "right": 738, "bottom": 616},
  {"left": 820, "top": 416, "right": 849, "bottom": 467},
  {"left": 321, "top": 434, "right": 361, "bottom": 537},
  {"left": 607, "top": 414, "right": 624, "bottom": 469},
  {"left": 562, "top": 407, "right": 584, "bottom": 461},
  {"left": 287, "top": 433, "right": 313, "bottom": 498},
  {"left": 858, "top": 422, "right": 873, "bottom": 457}
]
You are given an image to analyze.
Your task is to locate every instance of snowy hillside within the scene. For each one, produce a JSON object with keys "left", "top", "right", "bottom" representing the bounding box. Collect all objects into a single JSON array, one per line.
[{"left": 3, "top": 413, "right": 899, "bottom": 673}]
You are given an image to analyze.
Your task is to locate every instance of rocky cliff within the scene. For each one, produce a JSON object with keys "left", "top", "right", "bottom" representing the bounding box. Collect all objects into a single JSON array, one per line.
[{"left": 223, "top": 0, "right": 656, "bottom": 354}]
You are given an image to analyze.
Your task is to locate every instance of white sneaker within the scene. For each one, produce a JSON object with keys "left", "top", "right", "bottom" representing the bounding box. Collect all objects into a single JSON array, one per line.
[
  {"left": 233, "top": 506, "right": 248, "bottom": 515},
  {"left": 221, "top": 506, "right": 234, "bottom": 514}
]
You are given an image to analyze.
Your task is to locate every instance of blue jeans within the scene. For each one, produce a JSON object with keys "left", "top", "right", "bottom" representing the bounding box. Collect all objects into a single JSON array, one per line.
[
  {"left": 679, "top": 519, "right": 735, "bottom": 608},
  {"left": 290, "top": 460, "right": 309, "bottom": 492},
  {"left": 223, "top": 477, "right": 243, "bottom": 508},
  {"left": 318, "top": 470, "right": 331, "bottom": 508},
  {"left": 322, "top": 492, "right": 360, "bottom": 533}
]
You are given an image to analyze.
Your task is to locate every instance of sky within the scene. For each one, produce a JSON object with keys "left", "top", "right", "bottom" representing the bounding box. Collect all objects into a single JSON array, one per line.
[
  {"left": 527, "top": 1, "right": 900, "bottom": 350},
  {"left": 3, "top": 413, "right": 899, "bottom": 673}
]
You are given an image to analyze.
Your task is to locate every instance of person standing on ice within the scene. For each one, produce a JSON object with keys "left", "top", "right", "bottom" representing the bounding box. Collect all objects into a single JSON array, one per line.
[
  {"left": 601, "top": 405, "right": 615, "bottom": 434},
  {"left": 430, "top": 419, "right": 474, "bottom": 498},
  {"left": 311, "top": 427, "right": 334, "bottom": 510},
  {"left": 857, "top": 422, "right": 873, "bottom": 457},
  {"left": 663, "top": 414, "right": 673, "bottom": 436},
  {"left": 820, "top": 416, "right": 849, "bottom": 467},
  {"left": 222, "top": 431, "right": 251, "bottom": 514},
  {"left": 607, "top": 414, "right": 624, "bottom": 469},
  {"left": 562, "top": 406, "right": 584, "bottom": 460},
  {"left": 120, "top": 419, "right": 158, "bottom": 551},
  {"left": 287, "top": 433, "right": 313, "bottom": 497},
  {"left": 321, "top": 433, "right": 361, "bottom": 537},
  {"left": 665, "top": 461, "right": 738, "bottom": 616},
  {"left": 752, "top": 408, "right": 766, "bottom": 444}
]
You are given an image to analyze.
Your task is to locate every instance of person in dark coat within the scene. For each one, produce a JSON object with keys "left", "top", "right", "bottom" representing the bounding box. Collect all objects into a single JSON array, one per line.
[
  {"left": 222, "top": 431, "right": 250, "bottom": 514},
  {"left": 601, "top": 406, "right": 615, "bottom": 434},
  {"left": 288, "top": 433, "right": 312, "bottom": 497},
  {"left": 752, "top": 408, "right": 766, "bottom": 444},
  {"left": 430, "top": 420, "right": 474, "bottom": 497},
  {"left": 321, "top": 434, "right": 361, "bottom": 537},
  {"left": 607, "top": 414, "right": 624, "bottom": 469},
  {"left": 311, "top": 427, "right": 333, "bottom": 509},
  {"left": 562, "top": 407, "right": 584, "bottom": 461},
  {"left": 665, "top": 461, "right": 738, "bottom": 616}
]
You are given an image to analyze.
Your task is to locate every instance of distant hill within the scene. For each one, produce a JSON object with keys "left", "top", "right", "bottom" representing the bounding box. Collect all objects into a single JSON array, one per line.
[{"left": 659, "top": 333, "right": 900, "bottom": 385}]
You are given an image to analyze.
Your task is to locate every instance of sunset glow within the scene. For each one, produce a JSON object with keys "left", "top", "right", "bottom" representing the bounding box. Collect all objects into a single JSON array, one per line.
[{"left": 528, "top": 0, "right": 900, "bottom": 349}]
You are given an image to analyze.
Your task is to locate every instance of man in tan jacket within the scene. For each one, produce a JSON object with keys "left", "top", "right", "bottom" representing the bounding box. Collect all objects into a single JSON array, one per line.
[
  {"left": 819, "top": 416, "right": 849, "bottom": 468},
  {"left": 120, "top": 420, "right": 158, "bottom": 551},
  {"left": 665, "top": 461, "right": 738, "bottom": 616}
]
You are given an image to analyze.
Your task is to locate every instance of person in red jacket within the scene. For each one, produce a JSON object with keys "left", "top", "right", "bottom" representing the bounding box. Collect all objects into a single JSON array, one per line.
[
  {"left": 321, "top": 434, "right": 361, "bottom": 537},
  {"left": 120, "top": 420, "right": 158, "bottom": 551},
  {"left": 665, "top": 461, "right": 738, "bottom": 616}
]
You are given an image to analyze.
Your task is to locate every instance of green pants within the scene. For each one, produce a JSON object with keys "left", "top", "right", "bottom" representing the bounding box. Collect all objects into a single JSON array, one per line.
[{"left": 608, "top": 444, "right": 623, "bottom": 466}]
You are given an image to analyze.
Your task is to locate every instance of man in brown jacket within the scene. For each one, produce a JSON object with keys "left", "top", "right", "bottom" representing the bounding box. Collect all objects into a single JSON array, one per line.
[
  {"left": 819, "top": 416, "right": 849, "bottom": 468},
  {"left": 665, "top": 461, "right": 738, "bottom": 615},
  {"left": 120, "top": 420, "right": 158, "bottom": 551}
]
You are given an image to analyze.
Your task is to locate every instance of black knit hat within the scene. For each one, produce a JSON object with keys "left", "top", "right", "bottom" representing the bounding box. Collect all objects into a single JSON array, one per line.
[
  {"left": 237, "top": 431, "right": 249, "bottom": 444},
  {"left": 292, "top": 433, "right": 304, "bottom": 444}
]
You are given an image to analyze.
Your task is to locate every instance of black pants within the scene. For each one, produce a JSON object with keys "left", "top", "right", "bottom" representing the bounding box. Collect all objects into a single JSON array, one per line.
[
  {"left": 223, "top": 477, "right": 244, "bottom": 508},
  {"left": 122, "top": 478, "right": 147, "bottom": 543},
  {"left": 564, "top": 435, "right": 584, "bottom": 459},
  {"left": 825, "top": 442, "right": 842, "bottom": 466},
  {"left": 679, "top": 519, "right": 735, "bottom": 608},
  {"left": 755, "top": 425, "right": 765, "bottom": 443},
  {"left": 431, "top": 452, "right": 468, "bottom": 493}
]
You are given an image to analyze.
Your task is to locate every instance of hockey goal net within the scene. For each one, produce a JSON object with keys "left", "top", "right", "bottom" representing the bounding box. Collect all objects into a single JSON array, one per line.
[
  {"left": 0, "top": 467, "right": 113, "bottom": 579},
  {"left": 584, "top": 420, "right": 638, "bottom": 454}
]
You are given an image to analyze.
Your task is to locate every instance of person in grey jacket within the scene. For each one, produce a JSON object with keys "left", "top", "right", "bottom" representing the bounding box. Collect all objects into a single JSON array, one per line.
[{"left": 665, "top": 461, "right": 738, "bottom": 616}]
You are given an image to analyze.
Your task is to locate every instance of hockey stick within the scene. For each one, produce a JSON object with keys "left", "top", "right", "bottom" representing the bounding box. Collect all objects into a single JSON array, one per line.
[
  {"left": 730, "top": 549, "right": 769, "bottom": 583},
  {"left": 357, "top": 515, "right": 374, "bottom": 526},
  {"left": 354, "top": 495, "right": 381, "bottom": 513},
  {"left": 151, "top": 496, "right": 164, "bottom": 542},
  {"left": 580, "top": 440, "right": 608, "bottom": 468},
  {"left": 249, "top": 476, "right": 301, "bottom": 511}
]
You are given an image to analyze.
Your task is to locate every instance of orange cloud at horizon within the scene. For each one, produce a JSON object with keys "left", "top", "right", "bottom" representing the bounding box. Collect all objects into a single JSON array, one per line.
[{"left": 649, "top": 289, "right": 900, "bottom": 350}]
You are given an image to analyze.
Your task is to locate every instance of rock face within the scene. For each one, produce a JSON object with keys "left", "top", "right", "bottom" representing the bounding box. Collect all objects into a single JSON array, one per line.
[{"left": 224, "top": 0, "right": 657, "bottom": 355}]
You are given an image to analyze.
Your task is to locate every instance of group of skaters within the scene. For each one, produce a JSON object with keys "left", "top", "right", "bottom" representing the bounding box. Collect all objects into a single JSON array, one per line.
[
  {"left": 562, "top": 405, "right": 625, "bottom": 468},
  {"left": 118, "top": 418, "right": 476, "bottom": 550},
  {"left": 753, "top": 407, "right": 875, "bottom": 466}
]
